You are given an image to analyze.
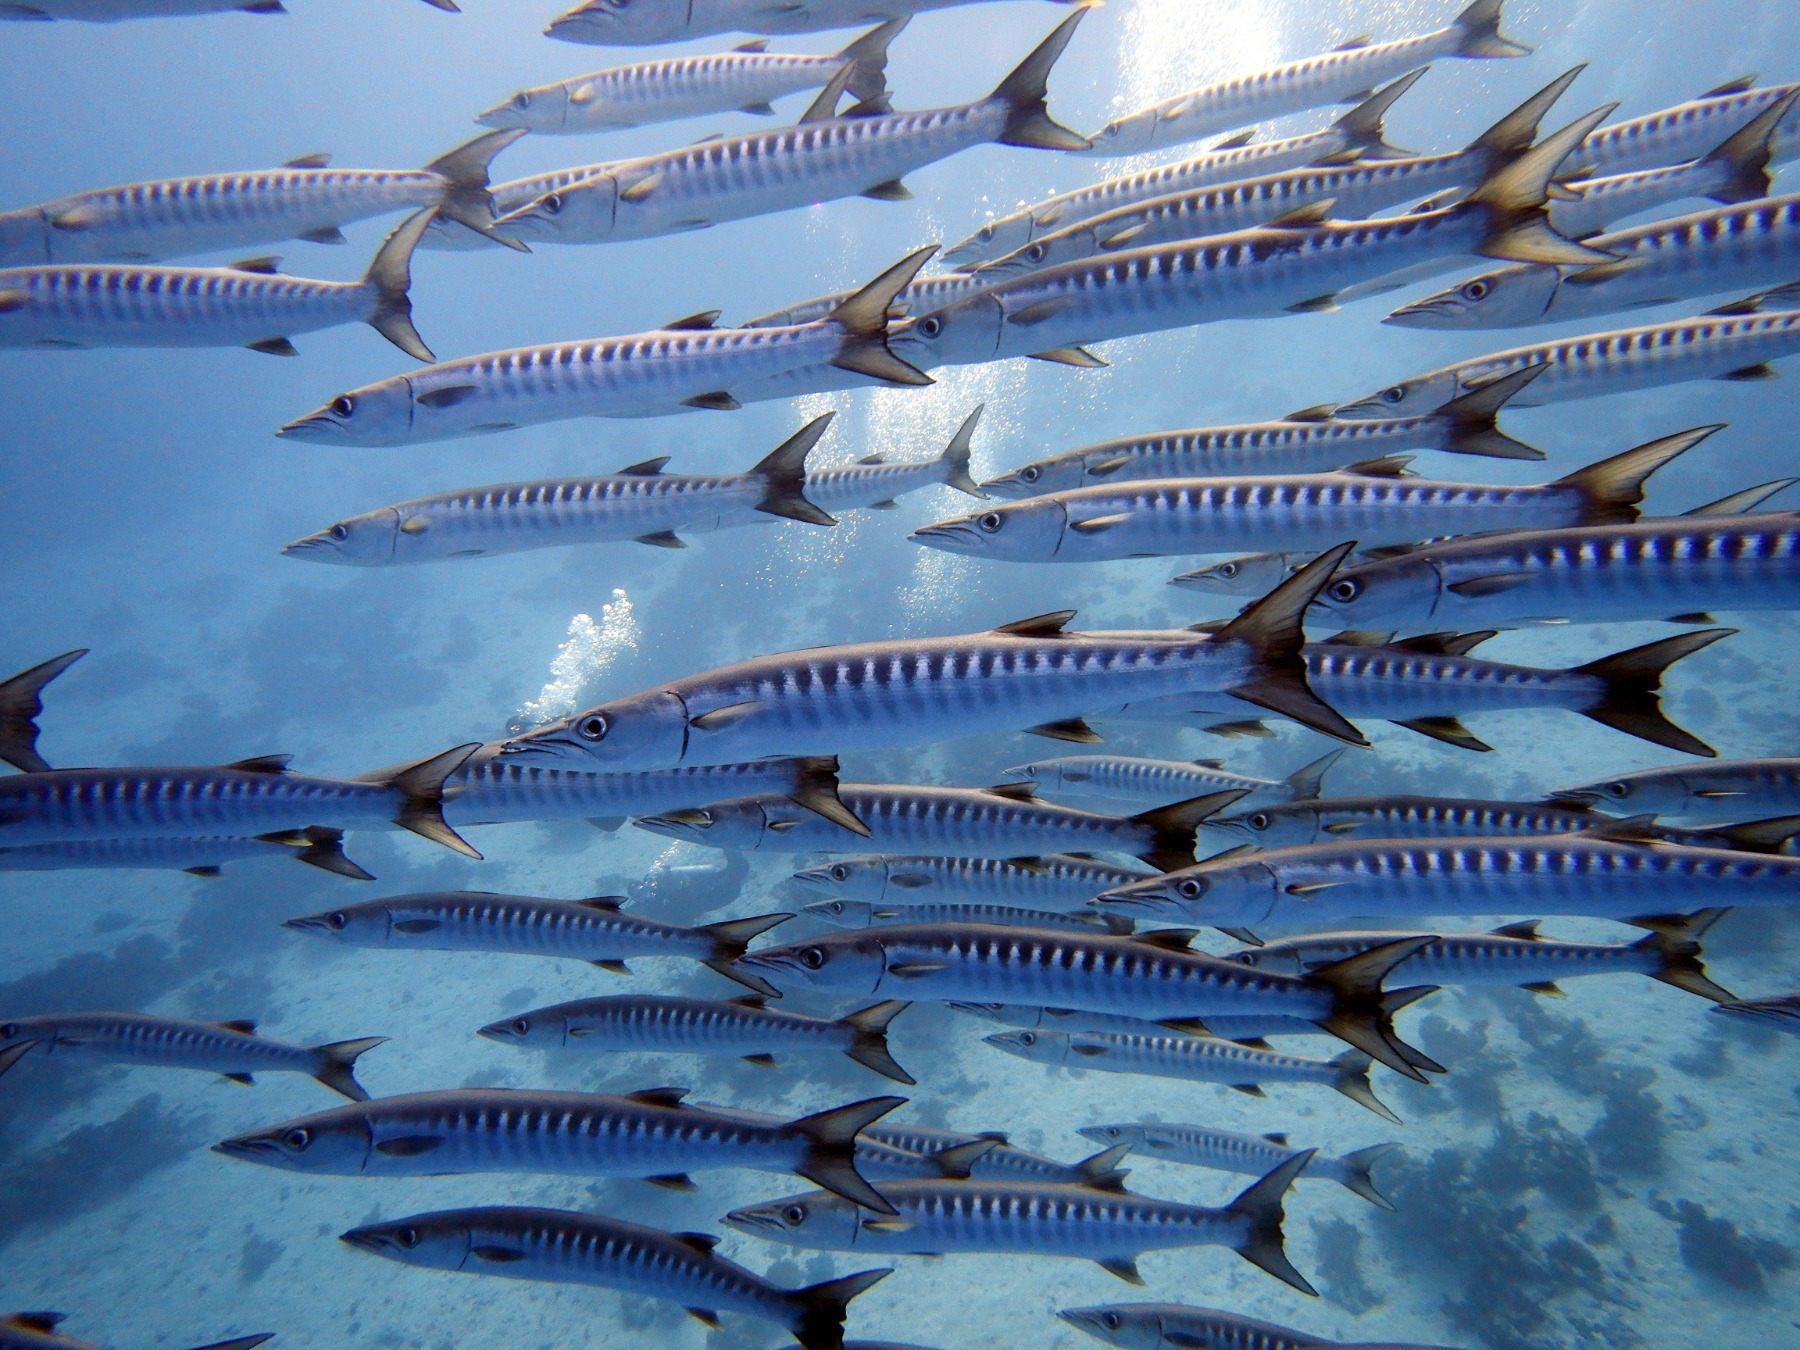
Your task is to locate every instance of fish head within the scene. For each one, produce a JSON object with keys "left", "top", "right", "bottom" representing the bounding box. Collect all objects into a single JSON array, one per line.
[
  {"left": 495, "top": 174, "right": 618, "bottom": 243},
  {"left": 889, "top": 294, "right": 1005, "bottom": 370},
  {"left": 476, "top": 1010, "right": 562, "bottom": 1047},
  {"left": 282, "top": 900, "right": 397, "bottom": 945},
  {"left": 1170, "top": 551, "right": 1303, "bottom": 597},
  {"left": 476, "top": 84, "right": 569, "bottom": 134},
  {"left": 215, "top": 1109, "right": 372, "bottom": 1174},
  {"left": 282, "top": 508, "right": 401, "bottom": 566},
  {"left": 0, "top": 206, "right": 48, "bottom": 266},
  {"left": 982, "top": 1028, "right": 1070, "bottom": 1065},
  {"left": 1334, "top": 370, "right": 1463, "bottom": 420},
  {"left": 1210, "top": 804, "right": 1318, "bottom": 849},
  {"left": 976, "top": 226, "right": 1096, "bottom": 280},
  {"left": 732, "top": 932, "right": 887, "bottom": 994},
  {"left": 1308, "top": 553, "right": 1444, "bottom": 633},
  {"left": 800, "top": 898, "right": 877, "bottom": 929},
  {"left": 634, "top": 797, "right": 770, "bottom": 848},
  {"left": 0, "top": 1017, "right": 51, "bottom": 1054},
  {"left": 944, "top": 1001, "right": 1013, "bottom": 1025},
  {"left": 340, "top": 1212, "right": 474, "bottom": 1270},
  {"left": 1081, "top": 109, "right": 1160, "bottom": 157},
  {"left": 1385, "top": 265, "right": 1561, "bottom": 330},
  {"left": 1548, "top": 769, "right": 1693, "bottom": 814},
  {"left": 544, "top": 0, "right": 690, "bottom": 46},
  {"left": 909, "top": 497, "right": 1067, "bottom": 560},
  {"left": 722, "top": 1191, "right": 861, "bottom": 1249},
  {"left": 1093, "top": 859, "right": 1278, "bottom": 927},
  {"left": 278, "top": 376, "right": 415, "bottom": 447},
  {"left": 788, "top": 858, "right": 892, "bottom": 903},
  {"left": 500, "top": 689, "right": 688, "bottom": 770},
  {"left": 941, "top": 212, "right": 1033, "bottom": 269},
  {"left": 1075, "top": 1122, "right": 1143, "bottom": 1148},
  {"left": 981, "top": 455, "right": 1087, "bottom": 498},
  {"left": 1057, "top": 1305, "right": 1165, "bottom": 1349}
]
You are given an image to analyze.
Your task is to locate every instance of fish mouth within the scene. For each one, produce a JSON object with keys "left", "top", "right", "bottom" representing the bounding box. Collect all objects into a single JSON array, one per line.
[
  {"left": 999, "top": 765, "right": 1036, "bottom": 781},
  {"left": 495, "top": 734, "right": 578, "bottom": 763},
  {"left": 730, "top": 952, "right": 799, "bottom": 985},
  {"left": 1090, "top": 886, "right": 1179, "bottom": 915},
  {"left": 1544, "top": 789, "right": 1602, "bottom": 805},
  {"left": 338, "top": 1226, "right": 407, "bottom": 1256},
  {"left": 1382, "top": 295, "right": 1466, "bottom": 328},
  {"left": 1331, "top": 395, "right": 1393, "bottom": 419},
  {"left": 280, "top": 534, "right": 340, "bottom": 559},
  {"left": 632, "top": 813, "right": 708, "bottom": 841},
  {"left": 212, "top": 1135, "right": 283, "bottom": 1162},
  {"left": 981, "top": 1031, "right": 1028, "bottom": 1052},
  {"left": 282, "top": 914, "right": 335, "bottom": 933},
  {"left": 276, "top": 411, "right": 348, "bottom": 441},
  {"left": 721, "top": 1206, "right": 784, "bottom": 1234},
  {"left": 799, "top": 901, "right": 853, "bottom": 926},
  {"left": 908, "top": 521, "right": 985, "bottom": 554},
  {"left": 787, "top": 866, "right": 837, "bottom": 892},
  {"left": 979, "top": 475, "right": 1036, "bottom": 500},
  {"left": 474, "top": 105, "right": 528, "bottom": 130},
  {"left": 474, "top": 1022, "right": 517, "bottom": 1042},
  {"left": 491, "top": 203, "right": 563, "bottom": 239},
  {"left": 1056, "top": 1307, "right": 1117, "bottom": 1338}
]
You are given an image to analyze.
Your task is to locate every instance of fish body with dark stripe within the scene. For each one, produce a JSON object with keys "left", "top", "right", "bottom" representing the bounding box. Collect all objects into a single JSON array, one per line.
[
  {"left": 1059, "top": 1302, "right": 1463, "bottom": 1350},
  {"left": 788, "top": 854, "right": 1153, "bottom": 911}
]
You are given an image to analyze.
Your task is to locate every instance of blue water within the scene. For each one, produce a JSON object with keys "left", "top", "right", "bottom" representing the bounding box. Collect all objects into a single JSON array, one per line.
[{"left": 3, "top": 1, "right": 1799, "bottom": 1346}]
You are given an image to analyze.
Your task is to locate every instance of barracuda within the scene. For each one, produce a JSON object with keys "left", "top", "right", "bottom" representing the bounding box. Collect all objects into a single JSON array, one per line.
[
  {"left": 498, "top": 12, "right": 1090, "bottom": 246},
  {"left": 1210, "top": 793, "right": 1627, "bottom": 850},
  {"left": 1077, "top": 1123, "right": 1397, "bottom": 1209},
  {"left": 0, "top": 744, "right": 479, "bottom": 856},
  {"left": 544, "top": 0, "right": 1077, "bottom": 47},
  {"left": 946, "top": 1001, "right": 1333, "bottom": 1045},
  {"left": 939, "top": 74, "right": 1427, "bottom": 269},
  {"left": 889, "top": 109, "right": 1615, "bottom": 372},
  {"left": 1002, "top": 750, "right": 1342, "bottom": 809},
  {"left": 283, "top": 412, "right": 841, "bottom": 564},
  {"left": 983, "top": 69, "right": 1582, "bottom": 278},
  {"left": 1575, "top": 76, "right": 1800, "bottom": 177},
  {"left": 282, "top": 892, "right": 791, "bottom": 995},
  {"left": 0, "top": 1011, "right": 384, "bottom": 1100},
  {"left": 983, "top": 370, "right": 1547, "bottom": 503},
  {"left": 916, "top": 425, "right": 1691, "bottom": 564},
  {"left": 439, "top": 747, "right": 864, "bottom": 835},
  {"left": 1553, "top": 756, "right": 1800, "bottom": 819},
  {"left": 1224, "top": 912, "right": 1734, "bottom": 1003},
  {"left": 0, "top": 209, "right": 435, "bottom": 358},
  {"left": 338, "top": 1205, "right": 890, "bottom": 1350},
  {"left": 0, "top": 648, "right": 84, "bottom": 773},
  {"left": 634, "top": 783, "right": 1243, "bottom": 870},
  {"left": 725, "top": 1154, "right": 1319, "bottom": 1291},
  {"left": 986, "top": 1029, "right": 1402, "bottom": 1121},
  {"left": 1079, "top": 0, "right": 1528, "bottom": 158},
  {"left": 1337, "top": 293, "right": 1800, "bottom": 419},
  {"left": 1112, "top": 624, "right": 1730, "bottom": 756},
  {"left": 477, "top": 22, "right": 902, "bottom": 134},
  {"left": 0, "top": 1314, "right": 270, "bottom": 1350},
  {"left": 732, "top": 922, "right": 1441, "bottom": 1079},
  {"left": 788, "top": 854, "right": 1155, "bottom": 911},
  {"left": 1171, "top": 551, "right": 1342, "bottom": 597},
  {"left": 421, "top": 158, "right": 626, "bottom": 251},
  {"left": 476, "top": 993, "right": 915, "bottom": 1083},
  {"left": 806, "top": 897, "right": 1126, "bottom": 935},
  {"left": 1313, "top": 507, "right": 1800, "bottom": 632},
  {"left": 0, "top": 827, "right": 372, "bottom": 880},
  {"left": 0, "top": 0, "right": 363, "bottom": 21},
  {"left": 275, "top": 246, "right": 936, "bottom": 446},
  {"left": 216, "top": 1086, "right": 904, "bottom": 1211},
  {"left": 1389, "top": 193, "right": 1800, "bottom": 331},
  {"left": 1092, "top": 824, "right": 1800, "bottom": 932},
  {"left": 1059, "top": 1303, "right": 1464, "bottom": 1350},
  {"left": 0, "top": 132, "right": 521, "bottom": 265},
  {"left": 744, "top": 271, "right": 997, "bottom": 329},
  {"left": 499, "top": 546, "right": 1368, "bottom": 771}
]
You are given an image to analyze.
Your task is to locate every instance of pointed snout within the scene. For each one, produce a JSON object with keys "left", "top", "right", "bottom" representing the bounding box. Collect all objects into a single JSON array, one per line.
[
  {"left": 339, "top": 1224, "right": 404, "bottom": 1255},
  {"left": 212, "top": 1133, "right": 281, "bottom": 1163},
  {"left": 1382, "top": 295, "right": 1463, "bottom": 328},
  {"left": 908, "top": 520, "right": 984, "bottom": 554},
  {"left": 721, "top": 1205, "right": 783, "bottom": 1234},
  {"left": 632, "top": 811, "right": 712, "bottom": 842},
  {"left": 275, "top": 411, "right": 340, "bottom": 441}
]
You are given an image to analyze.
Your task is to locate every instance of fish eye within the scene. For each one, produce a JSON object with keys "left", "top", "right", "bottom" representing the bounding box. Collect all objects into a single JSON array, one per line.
[
  {"left": 977, "top": 225, "right": 994, "bottom": 243},
  {"left": 0, "top": 1023, "right": 17, "bottom": 1039},
  {"left": 396, "top": 1226, "right": 419, "bottom": 1249},
  {"left": 327, "top": 911, "right": 347, "bottom": 930},
  {"left": 283, "top": 1128, "right": 312, "bottom": 1151},
  {"left": 800, "top": 947, "right": 826, "bottom": 969},
  {"left": 978, "top": 512, "right": 1003, "bottom": 533},
  {"left": 1020, "top": 466, "right": 1039, "bottom": 482},
  {"left": 916, "top": 316, "right": 942, "bottom": 339},
  {"left": 511, "top": 1018, "right": 530, "bottom": 1035},
  {"left": 823, "top": 901, "right": 844, "bottom": 915},
  {"left": 783, "top": 1204, "right": 806, "bottom": 1226},
  {"left": 330, "top": 394, "right": 355, "bottom": 419},
  {"left": 830, "top": 864, "right": 848, "bottom": 881},
  {"left": 1019, "top": 1031, "right": 1036, "bottom": 1046},
  {"left": 1381, "top": 385, "right": 1406, "bottom": 403},
  {"left": 512, "top": 92, "right": 531, "bottom": 109},
  {"left": 1328, "top": 579, "right": 1361, "bottom": 603},
  {"left": 328, "top": 523, "right": 348, "bottom": 541},
  {"left": 1460, "top": 279, "right": 1491, "bottom": 301},
  {"left": 1249, "top": 813, "right": 1270, "bottom": 830},
  {"left": 1217, "top": 561, "right": 1238, "bottom": 577},
  {"left": 578, "top": 714, "right": 608, "bottom": 742},
  {"left": 1604, "top": 782, "right": 1631, "bottom": 799},
  {"left": 1102, "top": 1313, "right": 1122, "bottom": 1331},
  {"left": 1177, "top": 878, "right": 1205, "bottom": 898},
  {"left": 542, "top": 193, "right": 564, "bottom": 215},
  {"left": 1026, "top": 243, "right": 1045, "bottom": 262}
]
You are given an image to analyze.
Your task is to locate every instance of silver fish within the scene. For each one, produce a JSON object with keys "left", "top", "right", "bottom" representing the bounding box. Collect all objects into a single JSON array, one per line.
[
  {"left": 276, "top": 246, "right": 936, "bottom": 446},
  {"left": 0, "top": 1011, "right": 383, "bottom": 1100},
  {"left": 890, "top": 110, "right": 1614, "bottom": 373},
  {"left": 915, "top": 429, "right": 1687, "bottom": 564},
  {"left": 0, "top": 1314, "right": 270, "bottom": 1350},
  {"left": 985, "top": 1029, "right": 1400, "bottom": 1122},
  {"left": 1553, "top": 756, "right": 1800, "bottom": 819},
  {"left": 724, "top": 1154, "right": 1319, "bottom": 1292},
  {"left": 939, "top": 73, "right": 1427, "bottom": 269},
  {"left": 217, "top": 1085, "right": 903, "bottom": 1211},
  {"left": 0, "top": 826, "right": 372, "bottom": 880},
  {"left": 731, "top": 403, "right": 985, "bottom": 518},
  {"left": 0, "top": 133, "right": 522, "bottom": 265},
  {"left": 477, "top": 993, "right": 915, "bottom": 1083},
  {"left": 1, "top": 0, "right": 334, "bottom": 20},
  {"left": 1711, "top": 993, "right": 1800, "bottom": 1036},
  {"left": 1209, "top": 793, "right": 1624, "bottom": 850},
  {"left": 0, "top": 647, "right": 85, "bottom": 772},
  {"left": 338, "top": 1205, "right": 889, "bottom": 1350},
  {"left": 1576, "top": 76, "right": 1800, "bottom": 178},
  {"left": 1076, "top": 1123, "right": 1397, "bottom": 1209},
  {"left": 499, "top": 13, "right": 1089, "bottom": 246},
  {"left": 282, "top": 892, "right": 790, "bottom": 995},
  {"left": 946, "top": 1001, "right": 1332, "bottom": 1045},
  {"left": 421, "top": 157, "right": 627, "bottom": 252},
  {"left": 805, "top": 897, "right": 1125, "bottom": 936},
  {"left": 1170, "top": 551, "right": 1335, "bottom": 598},
  {"left": 1002, "top": 750, "right": 1342, "bottom": 810},
  {"left": 743, "top": 271, "right": 996, "bottom": 330},
  {"left": 1093, "top": 823, "right": 1800, "bottom": 933},
  {"left": 1388, "top": 193, "right": 1800, "bottom": 331},
  {"left": 788, "top": 854, "right": 1154, "bottom": 912},
  {"left": 0, "top": 209, "right": 435, "bottom": 358},
  {"left": 0, "top": 744, "right": 479, "bottom": 857},
  {"left": 499, "top": 546, "right": 1369, "bottom": 771},
  {"left": 544, "top": 0, "right": 1075, "bottom": 46},
  {"left": 635, "top": 783, "right": 1241, "bottom": 870},
  {"left": 283, "top": 412, "right": 840, "bottom": 564},
  {"left": 1228, "top": 914, "right": 1733, "bottom": 1002},
  {"left": 733, "top": 923, "right": 1441, "bottom": 1080},
  {"left": 477, "top": 23, "right": 902, "bottom": 135},
  {"left": 1079, "top": 0, "right": 1528, "bottom": 158},
  {"left": 1059, "top": 1303, "right": 1463, "bottom": 1350}
]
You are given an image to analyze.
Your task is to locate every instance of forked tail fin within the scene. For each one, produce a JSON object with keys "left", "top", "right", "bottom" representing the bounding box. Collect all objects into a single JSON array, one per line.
[
  {"left": 1334, "top": 1141, "right": 1400, "bottom": 1209},
  {"left": 791, "top": 1095, "right": 906, "bottom": 1213},
  {"left": 1699, "top": 90, "right": 1798, "bottom": 204},
  {"left": 751, "top": 412, "right": 839, "bottom": 526},
  {"left": 0, "top": 648, "right": 85, "bottom": 773},
  {"left": 1432, "top": 363, "right": 1548, "bottom": 460},
  {"left": 828, "top": 246, "right": 939, "bottom": 386},
  {"left": 1451, "top": 0, "right": 1531, "bottom": 58},
  {"left": 939, "top": 404, "right": 988, "bottom": 495},
  {"left": 788, "top": 755, "right": 869, "bottom": 836},
  {"left": 840, "top": 1000, "right": 915, "bottom": 1084},
  {"left": 701, "top": 913, "right": 794, "bottom": 995},
  {"left": 1634, "top": 908, "right": 1737, "bottom": 1002},
  {"left": 1225, "top": 1153, "right": 1319, "bottom": 1294},
  {"left": 259, "top": 827, "right": 375, "bottom": 881},
  {"left": 989, "top": 8, "right": 1092, "bottom": 151},
  {"left": 1463, "top": 65, "right": 1585, "bottom": 165},
  {"left": 836, "top": 18, "right": 908, "bottom": 106},
  {"left": 1328, "top": 1048, "right": 1402, "bottom": 1123},
  {"left": 788, "top": 1268, "right": 893, "bottom": 1350},
  {"left": 1282, "top": 749, "right": 1345, "bottom": 801},
  {"left": 423, "top": 128, "right": 529, "bottom": 250},
  {"left": 1464, "top": 105, "right": 1621, "bottom": 264},
  {"left": 310, "top": 1035, "right": 388, "bottom": 1101},
  {"left": 363, "top": 209, "right": 438, "bottom": 361},
  {"left": 1130, "top": 790, "right": 1250, "bottom": 871},
  {"left": 1316, "top": 70, "right": 1429, "bottom": 163},
  {"left": 380, "top": 742, "right": 482, "bottom": 858},
  {"left": 1573, "top": 627, "right": 1733, "bottom": 756},
  {"left": 1555, "top": 423, "right": 1723, "bottom": 526},
  {"left": 1307, "top": 937, "right": 1442, "bottom": 1081}
]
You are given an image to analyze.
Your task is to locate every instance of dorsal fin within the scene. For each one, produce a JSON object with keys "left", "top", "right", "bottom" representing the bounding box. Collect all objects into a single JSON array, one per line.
[
  {"left": 856, "top": 452, "right": 887, "bottom": 464},
  {"left": 1200, "top": 843, "right": 1261, "bottom": 864},
  {"left": 1212, "top": 130, "right": 1256, "bottom": 149},
  {"left": 981, "top": 781, "right": 1039, "bottom": 801},
  {"left": 1332, "top": 34, "right": 1372, "bottom": 51},
  {"left": 1262, "top": 200, "right": 1337, "bottom": 229},
  {"left": 1327, "top": 630, "right": 1398, "bottom": 646},
  {"left": 663, "top": 310, "right": 720, "bottom": 331},
  {"left": 217, "top": 1019, "right": 258, "bottom": 1036},
  {"left": 1491, "top": 920, "right": 1542, "bottom": 940},
  {"left": 672, "top": 1231, "right": 720, "bottom": 1252},
  {"left": 1570, "top": 815, "right": 1663, "bottom": 844},
  {"left": 226, "top": 755, "right": 293, "bottom": 774},
  {"left": 1132, "top": 928, "right": 1198, "bottom": 951},
  {"left": 1391, "top": 630, "right": 1498, "bottom": 656},
  {"left": 615, "top": 457, "right": 670, "bottom": 476},
  {"left": 576, "top": 896, "right": 625, "bottom": 911},
  {"left": 732, "top": 38, "right": 770, "bottom": 52},
  {"left": 5, "top": 1316, "right": 66, "bottom": 1334},
  {"left": 1341, "top": 454, "right": 1414, "bottom": 478},
  {"left": 283, "top": 152, "right": 331, "bottom": 169},
  {"left": 625, "top": 1086, "right": 689, "bottom": 1107},
  {"left": 1262, "top": 1132, "right": 1290, "bottom": 1145},
  {"left": 994, "top": 610, "right": 1076, "bottom": 637},
  {"left": 1700, "top": 74, "right": 1758, "bottom": 98},
  {"left": 229, "top": 256, "right": 282, "bottom": 274},
  {"left": 1284, "top": 403, "right": 1337, "bottom": 422}
]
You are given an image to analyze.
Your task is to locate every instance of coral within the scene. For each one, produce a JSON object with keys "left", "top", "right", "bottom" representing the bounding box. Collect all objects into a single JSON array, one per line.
[
  {"left": 1649, "top": 1197, "right": 1795, "bottom": 1297},
  {"left": 1310, "top": 1215, "right": 1384, "bottom": 1314}
]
